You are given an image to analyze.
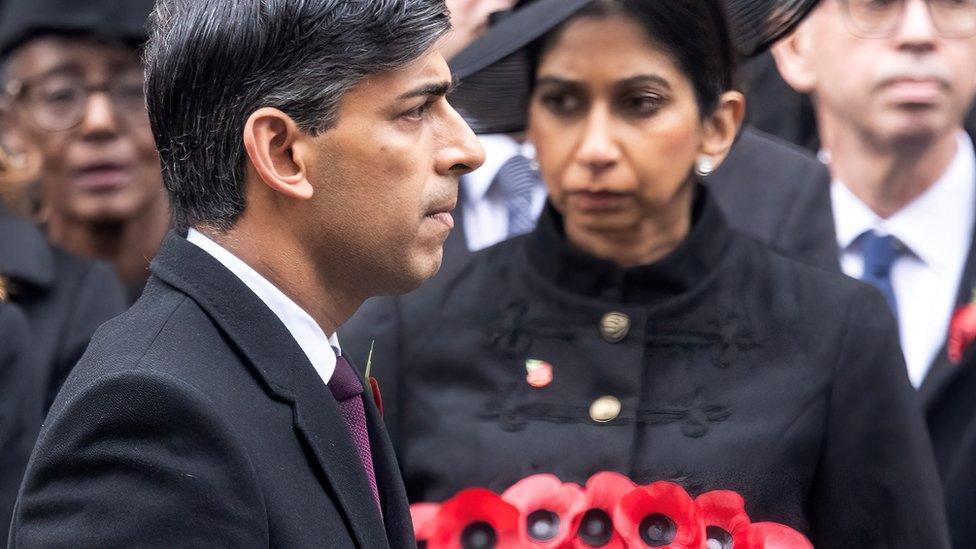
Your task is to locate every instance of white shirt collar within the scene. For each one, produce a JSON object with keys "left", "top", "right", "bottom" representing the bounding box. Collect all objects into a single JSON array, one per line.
[
  {"left": 463, "top": 134, "right": 536, "bottom": 203},
  {"left": 186, "top": 228, "right": 338, "bottom": 384},
  {"left": 832, "top": 131, "right": 976, "bottom": 272}
]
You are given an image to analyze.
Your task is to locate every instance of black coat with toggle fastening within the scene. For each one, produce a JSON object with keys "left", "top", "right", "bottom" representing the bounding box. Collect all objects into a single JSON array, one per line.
[{"left": 353, "top": 184, "right": 950, "bottom": 549}]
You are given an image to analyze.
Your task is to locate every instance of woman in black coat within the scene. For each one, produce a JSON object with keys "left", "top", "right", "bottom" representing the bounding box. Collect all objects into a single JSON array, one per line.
[
  {"left": 354, "top": 0, "right": 950, "bottom": 546},
  {"left": 0, "top": 299, "right": 42, "bottom": 544}
]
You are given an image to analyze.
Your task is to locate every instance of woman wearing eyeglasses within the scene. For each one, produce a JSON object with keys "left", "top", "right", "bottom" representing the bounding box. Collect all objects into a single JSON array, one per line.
[
  {"left": 0, "top": 0, "right": 169, "bottom": 303},
  {"left": 362, "top": 0, "right": 952, "bottom": 546}
]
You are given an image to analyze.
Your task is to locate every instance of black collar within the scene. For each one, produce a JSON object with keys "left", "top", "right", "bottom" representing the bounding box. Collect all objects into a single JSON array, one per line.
[
  {"left": 0, "top": 208, "right": 55, "bottom": 290},
  {"left": 523, "top": 184, "right": 733, "bottom": 306}
]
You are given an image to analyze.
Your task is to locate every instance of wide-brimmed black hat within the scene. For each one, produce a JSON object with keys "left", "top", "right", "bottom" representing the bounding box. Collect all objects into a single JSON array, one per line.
[
  {"left": 449, "top": 0, "right": 820, "bottom": 134},
  {"left": 0, "top": 0, "right": 155, "bottom": 58}
]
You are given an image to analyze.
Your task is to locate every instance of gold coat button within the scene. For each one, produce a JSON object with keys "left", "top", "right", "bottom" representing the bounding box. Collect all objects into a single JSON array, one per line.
[
  {"left": 600, "top": 312, "right": 630, "bottom": 343},
  {"left": 590, "top": 396, "right": 621, "bottom": 423}
]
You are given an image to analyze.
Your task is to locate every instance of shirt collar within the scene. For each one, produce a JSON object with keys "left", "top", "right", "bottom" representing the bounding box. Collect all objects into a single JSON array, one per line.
[
  {"left": 463, "top": 133, "right": 535, "bottom": 203},
  {"left": 832, "top": 131, "right": 976, "bottom": 272},
  {"left": 186, "top": 229, "right": 338, "bottom": 384}
]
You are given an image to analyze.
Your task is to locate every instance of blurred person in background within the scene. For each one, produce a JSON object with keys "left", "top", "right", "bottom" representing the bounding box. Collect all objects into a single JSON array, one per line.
[
  {"left": 343, "top": 0, "right": 951, "bottom": 546},
  {"left": 440, "top": 0, "right": 520, "bottom": 60},
  {"left": 772, "top": 0, "right": 976, "bottom": 542},
  {"left": 0, "top": 0, "right": 169, "bottom": 303},
  {"left": 341, "top": 0, "right": 839, "bottom": 373},
  {"left": 0, "top": 88, "right": 124, "bottom": 414},
  {"left": 0, "top": 102, "right": 45, "bottom": 547}
]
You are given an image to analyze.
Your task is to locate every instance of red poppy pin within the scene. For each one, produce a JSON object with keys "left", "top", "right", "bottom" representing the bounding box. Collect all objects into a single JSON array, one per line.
[
  {"left": 364, "top": 341, "right": 383, "bottom": 416},
  {"left": 948, "top": 291, "right": 976, "bottom": 364}
]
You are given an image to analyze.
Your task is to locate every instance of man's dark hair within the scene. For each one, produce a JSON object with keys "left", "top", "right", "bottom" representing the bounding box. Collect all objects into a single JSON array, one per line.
[{"left": 145, "top": 0, "right": 450, "bottom": 231}]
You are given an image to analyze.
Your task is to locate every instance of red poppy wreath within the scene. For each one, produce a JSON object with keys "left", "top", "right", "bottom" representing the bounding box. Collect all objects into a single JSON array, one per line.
[{"left": 411, "top": 472, "right": 813, "bottom": 549}]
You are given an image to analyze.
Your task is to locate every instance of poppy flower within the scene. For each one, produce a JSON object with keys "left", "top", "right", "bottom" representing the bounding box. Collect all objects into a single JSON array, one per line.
[
  {"left": 613, "top": 481, "right": 705, "bottom": 549},
  {"left": 411, "top": 503, "right": 441, "bottom": 547},
  {"left": 695, "top": 490, "right": 751, "bottom": 549},
  {"left": 740, "top": 522, "right": 813, "bottom": 549},
  {"left": 501, "top": 473, "right": 586, "bottom": 547},
  {"left": 569, "top": 472, "right": 634, "bottom": 548},
  {"left": 948, "top": 293, "right": 976, "bottom": 363},
  {"left": 427, "top": 488, "right": 521, "bottom": 549}
]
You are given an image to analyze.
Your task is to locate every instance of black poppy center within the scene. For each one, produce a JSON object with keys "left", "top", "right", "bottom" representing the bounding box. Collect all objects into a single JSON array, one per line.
[
  {"left": 462, "top": 521, "right": 497, "bottom": 549},
  {"left": 639, "top": 513, "right": 677, "bottom": 547},
  {"left": 577, "top": 508, "right": 614, "bottom": 546},
  {"left": 527, "top": 509, "right": 561, "bottom": 541},
  {"left": 706, "top": 526, "right": 734, "bottom": 549}
]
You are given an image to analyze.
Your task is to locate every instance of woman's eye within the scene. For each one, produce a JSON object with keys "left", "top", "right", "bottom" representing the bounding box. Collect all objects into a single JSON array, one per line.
[
  {"left": 540, "top": 92, "right": 583, "bottom": 116},
  {"left": 621, "top": 93, "right": 665, "bottom": 115}
]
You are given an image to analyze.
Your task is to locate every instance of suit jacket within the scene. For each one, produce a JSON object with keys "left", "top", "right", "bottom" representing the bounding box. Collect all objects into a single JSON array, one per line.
[
  {"left": 9, "top": 232, "right": 413, "bottom": 548},
  {"left": 0, "top": 302, "right": 43, "bottom": 546},
  {"left": 706, "top": 131, "right": 976, "bottom": 547},
  {"left": 0, "top": 209, "right": 127, "bottom": 409}
]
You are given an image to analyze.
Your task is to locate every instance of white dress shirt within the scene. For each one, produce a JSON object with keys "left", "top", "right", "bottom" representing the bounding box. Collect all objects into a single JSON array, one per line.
[
  {"left": 462, "top": 134, "right": 548, "bottom": 252},
  {"left": 831, "top": 131, "right": 976, "bottom": 387},
  {"left": 187, "top": 229, "right": 339, "bottom": 385}
]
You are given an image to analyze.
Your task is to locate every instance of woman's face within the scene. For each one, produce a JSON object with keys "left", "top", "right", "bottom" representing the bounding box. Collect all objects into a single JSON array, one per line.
[{"left": 528, "top": 13, "right": 735, "bottom": 238}]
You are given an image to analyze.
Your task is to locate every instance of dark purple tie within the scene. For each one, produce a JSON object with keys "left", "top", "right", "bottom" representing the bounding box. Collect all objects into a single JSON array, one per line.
[{"left": 328, "top": 354, "right": 381, "bottom": 513}]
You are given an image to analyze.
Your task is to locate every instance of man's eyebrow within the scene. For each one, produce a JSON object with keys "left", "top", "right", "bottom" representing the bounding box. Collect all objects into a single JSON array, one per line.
[{"left": 398, "top": 79, "right": 457, "bottom": 100}]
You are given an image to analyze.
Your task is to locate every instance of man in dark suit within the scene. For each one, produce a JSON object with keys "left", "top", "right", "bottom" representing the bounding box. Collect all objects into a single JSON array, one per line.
[
  {"left": 764, "top": 0, "right": 976, "bottom": 544},
  {"left": 9, "top": 0, "right": 484, "bottom": 546}
]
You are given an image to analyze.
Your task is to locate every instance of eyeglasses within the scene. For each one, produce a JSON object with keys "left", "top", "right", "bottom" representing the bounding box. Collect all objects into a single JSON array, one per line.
[
  {"left": 3, "top": 71, "right": 147, "bottom": 132},
  {"left": 838, "top": 0, "right": 976, "bottom": 38}
]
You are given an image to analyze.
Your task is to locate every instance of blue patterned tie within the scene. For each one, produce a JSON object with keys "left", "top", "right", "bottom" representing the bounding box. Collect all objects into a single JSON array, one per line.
[
  {"left": 859, "top": 230, "right": 902, "bottom": 317},
  {"left": 492, "top": 154, "right": 542, "bottom": 238}
]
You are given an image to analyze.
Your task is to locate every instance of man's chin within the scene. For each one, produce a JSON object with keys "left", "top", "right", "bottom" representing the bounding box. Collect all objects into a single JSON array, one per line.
[
  {"left": 877, "top": 109, "right": 954, "bottom": 144},
  {"left": 380, "top": 249, "right": 444, "bottom": 296}
]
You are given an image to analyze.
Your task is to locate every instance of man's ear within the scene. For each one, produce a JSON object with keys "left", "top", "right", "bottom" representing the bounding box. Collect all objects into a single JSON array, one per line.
[
  {"left": 699, "top": 90, "right": 746, "bottom": 169},
  {"left": 243, "top": 108, "right": 314, "bottom": 200},
  {"left": 770, "top": 26, "right": 818, "bottom": 94}
]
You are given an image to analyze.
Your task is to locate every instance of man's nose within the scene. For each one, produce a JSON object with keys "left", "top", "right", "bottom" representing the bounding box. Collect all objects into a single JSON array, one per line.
[
  {"left": 894, "top": 0, "right": 939, "bottom": 50},
  {"left": 438, "top": 104, "right": 486, "bottom": 177}
]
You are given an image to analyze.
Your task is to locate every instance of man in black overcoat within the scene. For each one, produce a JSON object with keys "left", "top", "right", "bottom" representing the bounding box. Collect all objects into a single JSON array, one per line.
[
  {"left": 761, "top": 0, "right": 976, "bottom": 544},
  {"left": 8, "top": 0, "right": 484, "bottom": 546}
]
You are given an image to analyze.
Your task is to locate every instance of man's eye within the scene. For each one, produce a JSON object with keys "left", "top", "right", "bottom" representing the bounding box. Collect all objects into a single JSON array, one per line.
[{"left": 403, "top": 100, "right": 434, "bottom": 121}]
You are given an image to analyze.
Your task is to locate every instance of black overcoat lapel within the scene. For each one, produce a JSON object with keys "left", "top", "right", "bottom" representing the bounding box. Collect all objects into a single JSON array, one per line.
[
  {"left": 150, "top": 233, "right": 389, "bottom": 547},
  {"left": 357, "top": 360, "right": 415, "bottom": 548},
  {"left": 919, "top": 166, "right": 976, "bottom": 409}
]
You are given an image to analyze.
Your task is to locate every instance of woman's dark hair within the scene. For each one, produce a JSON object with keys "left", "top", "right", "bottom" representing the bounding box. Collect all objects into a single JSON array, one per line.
[{"left": 529, "top": 0, "right": 737, "bottom": 117}]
